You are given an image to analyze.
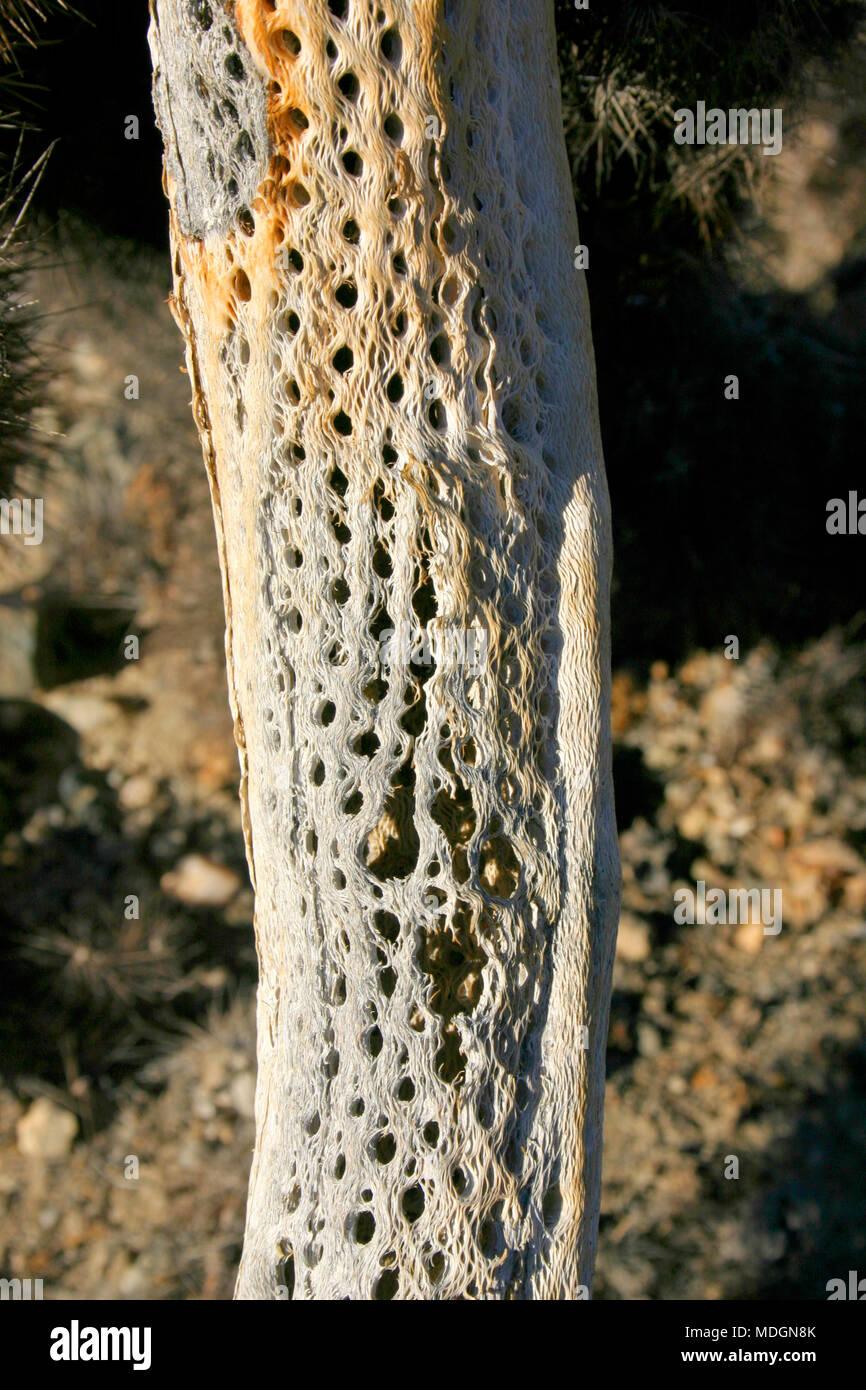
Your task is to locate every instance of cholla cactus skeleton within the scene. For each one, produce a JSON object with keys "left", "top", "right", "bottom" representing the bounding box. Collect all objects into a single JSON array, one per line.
[{"left": 149, "top": 0, "right": 619, "bottom": 1300}]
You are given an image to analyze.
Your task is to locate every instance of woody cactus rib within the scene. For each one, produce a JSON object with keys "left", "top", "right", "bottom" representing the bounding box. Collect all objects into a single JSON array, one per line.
[{"left": 149, "top": 0, "right": 619, "bottom": 1301}]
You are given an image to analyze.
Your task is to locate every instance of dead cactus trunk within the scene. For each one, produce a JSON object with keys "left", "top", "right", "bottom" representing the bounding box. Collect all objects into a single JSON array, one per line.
[{"left": 149, "top": 0, "right": 619, "bottom": 1300}]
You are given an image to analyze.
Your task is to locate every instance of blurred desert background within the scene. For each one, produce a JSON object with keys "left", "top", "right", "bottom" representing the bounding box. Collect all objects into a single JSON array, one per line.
[{"left": 1, "top": 2, "right": 865, "bottom": 1299}]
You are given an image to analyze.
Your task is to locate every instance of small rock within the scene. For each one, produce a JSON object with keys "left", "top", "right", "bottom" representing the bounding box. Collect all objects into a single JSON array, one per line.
[
  {"left": 161, "top": 853, "right": 241, "bottom": 907},
  {"left": 637, "top": 1021, "right": 663, "bottom": 1057},
  {"left": 199, "top": 1051, "right": 229, "bottom": 1093},
  {"left": 700, "top": 682, "right": 744, "bottom": 745},
  {"left": 0, "top": 608, "right": 37, "bottom": 697},
  {"left": 194, "top": 1094, "right": 217, "bottom": 1121},
  {"left": 733, "top": 920, "right": 765, "bottom": 954},
  {"left": 191, "top": 733, "right": 238, "bottom": 792},
  {"left": 228, "top": 1070, "right": 256, "bottom": 1119},
  {"left": 177, "top": 1139, "right": 204, "bottom": 1169},
  {"left": 616, "top": 911, "right": 651, "bottom": 962},
  {"left": 788, "top": 837, "right": 864, "bottom": 877},
  {"left": 761, "top": 824, "right": 787, "bottom": 850},
  {"left": 746, "top": 731, "right": 787, "bottom": 767},
  {"left": 678, "top": 802, "right": 711, "bottom": 842},
  {"left": 729, "top": 814, "right": 755, "bottom": 838},
  {"left": 17, "top": 1098, "right": 78, "bottom": 1159},
  {"left": 843, "top": 875, "right": 866, "bottom": 913},
  {"left": 194, "top": 966, "right": 230, "bottom": 990},
  {"left": 42, "top": 691, "right": 116, "bottom": 736},
  {"left": 119, "top": 774, "right": 157, "bottom": 811}
]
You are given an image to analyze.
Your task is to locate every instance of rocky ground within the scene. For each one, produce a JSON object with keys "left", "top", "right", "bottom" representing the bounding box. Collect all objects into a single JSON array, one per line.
[
  {"left": 0, "top": 80, "right": 864, "bottom": 1297},
  {"left": 0, "top": 239, "right": 257, "bottom": 1299},
  {"left": 598, "top": 637, "right": 866, "bottom": 1299}
]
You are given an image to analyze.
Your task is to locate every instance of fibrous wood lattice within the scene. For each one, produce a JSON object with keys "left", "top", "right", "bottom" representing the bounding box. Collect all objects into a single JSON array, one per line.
[{"left": 150, "top": 0, "right": 619, "bottom": 1300}]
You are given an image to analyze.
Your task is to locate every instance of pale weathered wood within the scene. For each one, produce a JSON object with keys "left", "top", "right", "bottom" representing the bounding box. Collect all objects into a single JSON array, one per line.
[{"left": 150, "top": 0, "right": 619, "bottom": 1300}]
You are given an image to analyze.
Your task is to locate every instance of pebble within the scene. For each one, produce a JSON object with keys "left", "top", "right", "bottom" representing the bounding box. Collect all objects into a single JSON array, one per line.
[
  {"left": 733, "top": 920, "right": 765, "bottom": 954},
  {"left": 119, "top": 774, "right": 157, "bottom": 810},
  {"left": 160, "top": 853, "right": 241, "bottom": 907},
  {"left": 17, "top": 1098, "right": 79, "bottom": 1159},
  {"left": 0, "top": 609, "right": 37, "bottom": 697},
  {"left": 228, "top": 1070, "right": 256, "bottom": 1119},
  {"left": 616, "top": 912, "right": 651, "bottom": 962},
  {"left": 637, "top": 1022, "right": 663, "bottom": 1057}
]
